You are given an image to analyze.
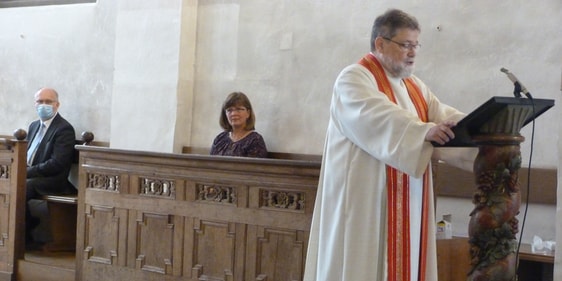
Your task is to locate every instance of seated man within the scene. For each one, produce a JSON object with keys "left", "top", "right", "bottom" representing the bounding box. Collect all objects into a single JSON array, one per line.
[{"left": 25, "top": 87, "right": 76, "bottom": 245}]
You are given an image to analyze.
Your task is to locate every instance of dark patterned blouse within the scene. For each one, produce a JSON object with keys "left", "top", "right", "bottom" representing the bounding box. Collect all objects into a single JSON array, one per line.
[{"left": 210, "top": 131, "right": 268, "bottom": 158}]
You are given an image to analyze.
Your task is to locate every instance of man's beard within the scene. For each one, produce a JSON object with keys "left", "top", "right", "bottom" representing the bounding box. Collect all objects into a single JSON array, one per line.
[{"left": 378, "top": 55, "right": 414, "bottom": 78}]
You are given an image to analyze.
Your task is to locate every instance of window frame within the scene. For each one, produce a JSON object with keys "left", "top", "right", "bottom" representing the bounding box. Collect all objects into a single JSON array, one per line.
[{"left": 0, "top": 0, "right": 96, "bottom": 8}]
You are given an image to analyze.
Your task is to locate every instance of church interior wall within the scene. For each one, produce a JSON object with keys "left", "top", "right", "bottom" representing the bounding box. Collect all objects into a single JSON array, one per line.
[{"left": 0, "top": 0, "right": 560, "bottom": 277}]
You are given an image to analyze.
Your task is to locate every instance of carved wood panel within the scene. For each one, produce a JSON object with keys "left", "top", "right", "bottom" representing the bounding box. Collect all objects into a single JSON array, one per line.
[
  {"left": 76, "top": 147, "right": 320, "bottom": 281},
  {"left": 84, "top": 205, "right": 119, "bottom": 265},
  {"left": 0, "top": 194, "right": 7, "bottom": 251},
  {"left": 253, "top": 227, "right": 306, "bottom": 281},
  {"left": 190, "top": 219, "right": 238, "bottom": 281},
  {"left": 260, "top": 188, "right": 305, "bottom": 212},
  {"left": 0, "top": 161, "right": 11, "bottom": 273},
  {"left": 0, "top": 141, "right": 26, "bottom": 279},
  {"left": 136, "top": 212, "right": 174, "bottom": 274},
  {"left": 140, "top": 177, "right": 176, "bottom": 199}
]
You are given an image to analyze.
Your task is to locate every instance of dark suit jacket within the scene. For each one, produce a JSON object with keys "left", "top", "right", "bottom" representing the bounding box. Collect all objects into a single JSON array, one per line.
[{"left": 26, "top": 113, "right": 76, "bottom": 194}]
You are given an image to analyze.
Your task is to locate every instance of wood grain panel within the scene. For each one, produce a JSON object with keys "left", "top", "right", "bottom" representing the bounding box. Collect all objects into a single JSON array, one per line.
[
  {"left": 254, "top": 227, "right": 305, "bottom": 281},
  {"left": 84, "top": 205, "right": 119, "bottom": 265},
  {"left": 75, "top": 146, "right": 320, "bottom": 281},
  {"left": 436, "top": 237, "right": 471, "bottom": 281},
  {"left": 0, "top": 139, "right": 26, "bottom": 280},
  {"left": 433, "top": 161, "right": 557, "bottom": 205},
  {"left": 136, "top": 213, "right": 173, "bottom": 274}
]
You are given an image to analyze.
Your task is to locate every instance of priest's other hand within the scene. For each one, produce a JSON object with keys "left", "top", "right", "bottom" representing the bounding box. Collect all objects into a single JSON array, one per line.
[{"left": 425, "top": 121, "right": 456, "bottom": 145}]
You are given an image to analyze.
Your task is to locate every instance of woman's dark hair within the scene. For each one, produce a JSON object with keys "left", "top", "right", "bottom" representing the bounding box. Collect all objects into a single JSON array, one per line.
[{"left": 219, "top": 91, "right": 256, "bottom": 131}]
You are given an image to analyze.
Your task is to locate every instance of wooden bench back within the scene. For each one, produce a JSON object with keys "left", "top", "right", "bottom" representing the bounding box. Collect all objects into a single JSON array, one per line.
[
  {"left": 182, "top": 146, "right": 322, "bottom": 162},
  {"left": 75, "top": 145, "right": 321, "bottom": 280},
  {"left": 67, "top": 132, "right": 109, "bottom": 188},
  {"left": 433, "top": 160, "right": 557, "bottom": 205},
  {"left": 0, "top": 130, "right": 28, "bottom": 279}
]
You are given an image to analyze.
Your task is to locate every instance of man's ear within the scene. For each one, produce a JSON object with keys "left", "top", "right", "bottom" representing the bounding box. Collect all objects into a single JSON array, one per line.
[{"left": 373, "top": 36, "right": 384, "bottom": 53}]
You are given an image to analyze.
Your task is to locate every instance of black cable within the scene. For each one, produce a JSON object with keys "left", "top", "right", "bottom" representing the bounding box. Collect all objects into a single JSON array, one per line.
[{"left": 515, "top": 95, "right": 535, "bottom": 278}]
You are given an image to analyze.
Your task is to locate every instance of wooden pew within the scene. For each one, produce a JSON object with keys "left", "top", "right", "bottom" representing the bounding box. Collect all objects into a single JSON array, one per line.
[
  {"left": 72, "top": 147, "right": 555, "bottom": 281},
  {"left": 433, "top": 160, "right": 557, "bottom": 204},
  {"left": 75, "top": 146, "right": 321, "bottom": 281},
  {"left": 41, "top": 132, "right": 111, "bottom": 252},
  {"left": 40, "top": 131, "right": 99, "bottom": 252},
  {"left": 181, "top": 146, "right": 322, "bottom": 161},
  {"left": 437, "top": 236, "right": 554, "bottom": 281},
  {"left": 0, "top": 130, "right": 28, "bottom": 280},
  {"left": 16, "top": 132, "right": 108, "bottom": 281}
]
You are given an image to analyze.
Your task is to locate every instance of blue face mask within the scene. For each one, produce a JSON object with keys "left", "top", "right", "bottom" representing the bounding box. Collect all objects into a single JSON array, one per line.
[{"left": 37, "top": 104, "right": 55, "bottom": 120}]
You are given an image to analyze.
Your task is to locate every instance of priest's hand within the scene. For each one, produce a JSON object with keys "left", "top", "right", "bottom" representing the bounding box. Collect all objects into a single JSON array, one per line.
[{"left": 425, "top": 121, "right": 456, "bottom": 145}]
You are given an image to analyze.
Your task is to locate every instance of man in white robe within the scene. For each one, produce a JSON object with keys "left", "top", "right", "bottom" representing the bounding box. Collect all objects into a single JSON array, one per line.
[{"left": 304, "top": 9, "right": 476, "bottom": 281}]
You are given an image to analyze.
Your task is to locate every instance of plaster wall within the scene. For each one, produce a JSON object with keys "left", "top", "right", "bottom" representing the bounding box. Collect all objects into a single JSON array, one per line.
[
  {"left": 0, "top": 1, "right": 559, "bottom": 162},
  {"left": 0, "top": 0, "right": 560, "bottom": 277},
  {"left": 0, "top": 0, "right": 116, "bottom": 141},
  {"left": 190, "top": 1, "right": 561, "bottom": 165},
  {"left": 110, "top": 0, "right": 188, "bottom": 152}
]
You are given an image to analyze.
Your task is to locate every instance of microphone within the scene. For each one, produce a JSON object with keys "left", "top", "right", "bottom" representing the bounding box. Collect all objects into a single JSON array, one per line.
[{"left": 500, "top": 67, "right": 532, "bottom": 99}]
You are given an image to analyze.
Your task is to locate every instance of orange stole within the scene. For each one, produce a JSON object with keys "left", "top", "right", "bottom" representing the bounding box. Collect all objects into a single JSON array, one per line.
[{"left": 358, "top": 53, "right": 430, "bottom": 281}]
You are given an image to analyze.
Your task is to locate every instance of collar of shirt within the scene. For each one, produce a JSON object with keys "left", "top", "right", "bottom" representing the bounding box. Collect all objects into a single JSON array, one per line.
[{"left": 41, "top": 112, "right": 58, "bottom": 131}]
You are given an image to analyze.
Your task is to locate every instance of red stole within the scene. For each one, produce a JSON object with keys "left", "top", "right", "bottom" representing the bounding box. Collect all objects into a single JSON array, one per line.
[{"left": 358, "top": 53, "right": 431, "bottom": 281}]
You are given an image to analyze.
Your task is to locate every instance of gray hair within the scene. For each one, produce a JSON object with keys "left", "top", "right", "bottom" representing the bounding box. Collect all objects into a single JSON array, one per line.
[{"left": 370, "top": 9, "right": 420, "bottom": 51}]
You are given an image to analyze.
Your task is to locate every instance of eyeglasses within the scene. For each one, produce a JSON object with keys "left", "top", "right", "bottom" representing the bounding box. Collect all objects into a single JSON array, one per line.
[
  {"left": 35, "top": 99, "right": 57, "bottom": 105},
  {"left": 225, "top": 107, "right": 247, "bottom": 114},
  {"left": 382, "top": 37, "right": 421, "bottom": 51}
]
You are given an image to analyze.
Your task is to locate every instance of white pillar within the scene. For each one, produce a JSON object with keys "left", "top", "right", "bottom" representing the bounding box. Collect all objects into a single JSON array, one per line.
[{"left": 110, "top": 0, "right": 197, "bottom": 153}]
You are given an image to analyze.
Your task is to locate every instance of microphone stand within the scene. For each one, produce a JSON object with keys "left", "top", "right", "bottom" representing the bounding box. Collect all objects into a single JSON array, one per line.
[{"left": 513, "top": 82, "right": 523, "bottom": 98}]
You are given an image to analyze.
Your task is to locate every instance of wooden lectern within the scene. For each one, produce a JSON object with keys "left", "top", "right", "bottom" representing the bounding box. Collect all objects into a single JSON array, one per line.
[{"left": 434, "top": 96, "right": 554, "bottom": 281}]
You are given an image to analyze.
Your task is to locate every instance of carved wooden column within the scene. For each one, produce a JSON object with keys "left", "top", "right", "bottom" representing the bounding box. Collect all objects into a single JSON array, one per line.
[
  {"left": 467, "top": 134, "right": 523, "bottom": 281},
  {"left": 432, "top": 96, "right": 553, "bottom": 281}
]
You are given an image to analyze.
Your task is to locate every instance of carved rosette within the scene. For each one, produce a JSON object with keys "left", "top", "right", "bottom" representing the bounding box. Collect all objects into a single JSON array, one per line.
[
  {"left": 87, "top": 173, "right": 120, "bottom": 192},
  {"left": 468, "top": 136, "right": 523, "bottom": 281},
  {"left": 196, "top": 184, "right": 236, "bottom": 205},
  {"left": 0, "top": 164, "right": 9, "bottom": 178},
  {"left": 139, "top": 178, "right": 175, "bottom": 198},
  {"left": 261, "top": 189, "right": 304, "bottom": 211}
]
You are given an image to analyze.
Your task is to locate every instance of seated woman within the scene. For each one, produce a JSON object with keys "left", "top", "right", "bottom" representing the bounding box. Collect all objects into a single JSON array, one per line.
[{"left": 210, "top": 92, "right": 268, "bottom": 158}]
